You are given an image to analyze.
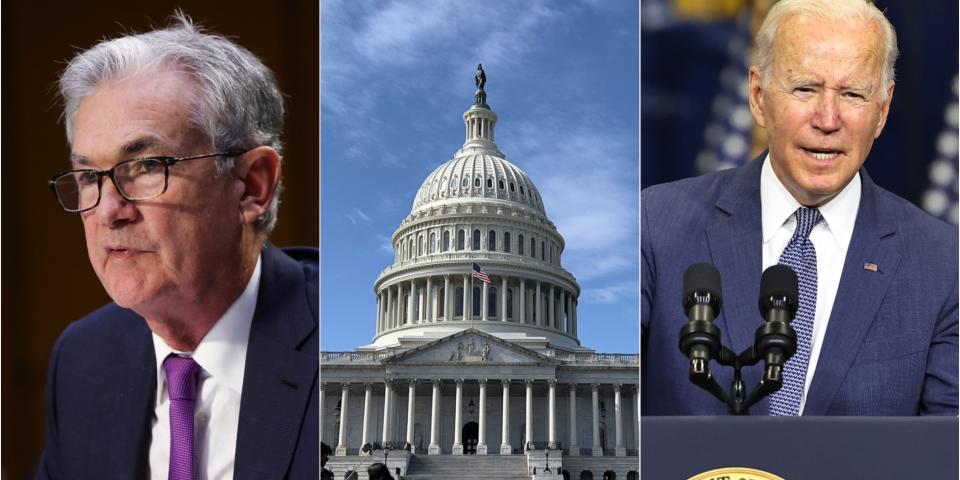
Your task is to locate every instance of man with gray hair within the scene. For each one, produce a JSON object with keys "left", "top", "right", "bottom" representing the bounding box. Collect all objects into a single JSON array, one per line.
[
  {"left": 642, "top": 0, "right": 957, "bottom": 415},
  {"left": 37, "top": 13, "right": 318, "bottom": 479}
]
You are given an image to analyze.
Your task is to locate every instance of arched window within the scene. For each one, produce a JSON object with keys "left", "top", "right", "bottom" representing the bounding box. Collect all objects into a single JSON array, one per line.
[
  {"left": 488, "top": 230, "right": 496, "bottom": 251},
  {"left": 530, "top": 238, "right": 536, "bottom": 258},
  {"left": 418, "top": 235, "right": 424, "bottom": 256},
  {"left": 489, "top": 286, "right": 498, "bottom": 317},
  {"left": 457, "top": 230, "right": 465, "bottom": 251},
  {"left": 409, "top": 239, "right": 414, "bottom": 258},
  {"left": 472, "top": 229, "right": 481, "bottom": 250},
  {"left": 507, "top": 289, "right": 514, "bottom": 319},
  {"left": 504, "top": 232, "right": 511, "bottom": 253},
  {"left": 451, "top": 177, "right": 458, "bottom": 189},
  {"left": 520, "top": 185, "right": 525, "bottom": 196},
  {"left": 429, "top": 232, "right": 436, "bottom": 254},
  {"left": 541, "top": 241, "right": 546, "bottom": 261},
  {"left": 456, "top": 287, "right": 464, "bottom": 316},
  {"left": 472, "top": 286, "right": 482, "bottom": 316},
  {"left": 462, "top": 177, "right": 469, "bottom": 188},
  {"left": 549, "top": 244, "right": 553, "bottom": 263},
  {"left": 474, "top": 177, "right": 481, "bottom": 188},
  {"left": 498, "top": 180, "right": 505, "bottom": 190},
  {"left": 442, "top": 231, "right": 450, "bottom": 252},
  {"left": 518, "top": 234, "right": 524, "bottom": 255},
  {"left": 486, "top": 178, "right": 493, "bottom": 189},
  {"left": 509, "top": 182, "right": 516, "bottom": 193}
]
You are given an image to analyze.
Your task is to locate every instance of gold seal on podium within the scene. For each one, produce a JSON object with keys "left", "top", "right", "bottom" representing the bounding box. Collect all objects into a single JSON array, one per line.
[{"left": 688, "top": 467, "right": 785, "bottom": 480}]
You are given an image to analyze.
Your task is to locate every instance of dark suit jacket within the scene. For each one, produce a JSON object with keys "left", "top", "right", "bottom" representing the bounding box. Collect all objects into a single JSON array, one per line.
[
  {"left": 641, "top": 155, "right": 958, "bottom": 415},
  {"left": 36, "top": 245, "right": 319, "bottom": 479}
]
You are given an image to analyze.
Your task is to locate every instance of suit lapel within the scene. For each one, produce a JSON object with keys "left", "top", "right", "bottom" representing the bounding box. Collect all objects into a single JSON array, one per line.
[
  {"left": 803, "top": 170, "right": 901, "bottom": 414},
  {"left": 88, "top": 316, "right": 155, "bottom": 478},
  {"left": 235, "top": 246, "right": 318, "bottom": 479},
  {"left": 707, "top": 156, "right": 764, "bottom": 355}
]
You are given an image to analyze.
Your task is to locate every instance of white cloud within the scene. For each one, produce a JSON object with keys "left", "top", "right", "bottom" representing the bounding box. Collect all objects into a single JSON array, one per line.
[
  {"left": 376, "top": 234, "right": 395, "bottom": 255},
  {"left": 582, "top": 281, "right": 638, "bottom": 305}
]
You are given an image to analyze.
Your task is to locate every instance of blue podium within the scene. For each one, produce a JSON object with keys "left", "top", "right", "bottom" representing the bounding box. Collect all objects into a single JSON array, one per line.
[{"left": 642, "top": 416, "right": 958, "bottom": 479}]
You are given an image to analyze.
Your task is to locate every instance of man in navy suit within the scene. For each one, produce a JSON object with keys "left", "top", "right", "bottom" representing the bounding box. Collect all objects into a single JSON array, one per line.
[
  {"left": 37, "top": 13, "right": 318, "bottom": 479},
  {"left": 642, "top": 0, "right": 958, "bottom": 415}
]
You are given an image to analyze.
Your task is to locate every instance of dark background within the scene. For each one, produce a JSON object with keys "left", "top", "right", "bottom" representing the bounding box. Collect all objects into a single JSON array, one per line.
[
  {"left": 641, "top": 0, "right": 959, "bottom": 222},
  {"left": 1, "top": 2, "right": 318, "bottom": 477}
]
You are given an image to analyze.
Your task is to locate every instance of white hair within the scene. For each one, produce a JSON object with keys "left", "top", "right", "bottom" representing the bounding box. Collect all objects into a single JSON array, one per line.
[
  {"left": 753, "top": 0, "right": 899, "bottom": 99},
  {"left": 59, "top": 11, "right": 284, "bottom": 234}
]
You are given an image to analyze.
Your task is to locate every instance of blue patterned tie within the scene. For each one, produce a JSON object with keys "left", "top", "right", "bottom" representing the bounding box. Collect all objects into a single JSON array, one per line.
[{"left": 769, "top": 207, "right": 822, "bottom": 416}]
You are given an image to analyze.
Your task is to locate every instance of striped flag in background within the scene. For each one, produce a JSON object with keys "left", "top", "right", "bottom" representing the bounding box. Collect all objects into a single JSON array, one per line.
[
  {"left": 472, "top": 263, "right": 491, "bottom": 284},
  {"left": 695, "top": 9, "right": 756, "bottom": 174},
  {"left": 921, "top": 73, "right": 959, "bottom": 226}
]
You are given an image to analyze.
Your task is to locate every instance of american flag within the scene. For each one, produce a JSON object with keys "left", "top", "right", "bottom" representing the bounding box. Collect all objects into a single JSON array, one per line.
[
  {"left": 695, "top": 10, "right": 755, "bottom": 174},
  {"left": 472, "top": 263, "right": 491, "bottom": 284}
]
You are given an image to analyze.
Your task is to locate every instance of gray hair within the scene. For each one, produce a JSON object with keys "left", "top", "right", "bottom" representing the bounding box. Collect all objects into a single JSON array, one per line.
[
  {"left": 59, "top": 11, "right": 284, "bottom": 234},
  {"left": 753, "top": 0, "right": 899, "bottom": 100}
]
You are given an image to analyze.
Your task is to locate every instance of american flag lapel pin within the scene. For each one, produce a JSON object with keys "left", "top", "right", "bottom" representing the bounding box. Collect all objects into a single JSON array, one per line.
[{"left": 863, "top": 262, "right": 879, "bottom": 272}]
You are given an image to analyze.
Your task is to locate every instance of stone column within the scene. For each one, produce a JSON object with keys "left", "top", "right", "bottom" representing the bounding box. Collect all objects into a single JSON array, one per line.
[
  {"left": 407, "top": 280, "right": 415, "bottom": 325},
  {"left": 570, "top": 298, "right": 577, "bottom": 337},
  {"left": 336, "top": 383, "right": 350, "bottom": 455},
  {"left": 568, "top": 383, "right": 579, "bottom": 456},
  {"left": 406, "top": 380, "right": 417, "bottom": 453},
  {"left": 443, "top": 275, "right": 451, "bottom": 321},
  {"left": 591, "top": 384, "right": 602, "bottom": 456},
  {"left": 382, "top": 380, "right": 394, "bottom": 446},
  {"left": 500, "top": 380, "right": 512, "bottom": 455},
  {"left": 632, "top": 385, "right": 640, "bottom": 450},
  {"left": 535, "top": 281, "right": 542, "bottom": 327},
  {"left": 376, "top": 293, "right": 382, "bottom": 333},
  {"left": 477, "top": 379, "right": 488, "bottom": 454},
  {"left": 386, "top": 288, "right": 393, "bottom": 330},
  {"left": 615, "top": 384, "right": 625, "bottom": 456},
  {"left": 548, "top": 285, "right": 555, "bottom": 329},
  {"left": 481, "top": 279, "right": 489, "bottom": 321},
  {"left": 429, "top": 380, "right": 441, "bottom": 454},
  {"left": 524, "top": 380, "right": 534, "bottom": 451},
  {"left": 563, "top": 291, "right": 570, "bottom": 333},
  {"left": 397, "top": 283, "right": 404, "bottom": 327},
  {"left": 452, "top": 379, "right": 464, "bottom": 454},
  {"left": 501, "top": 277, "right": 508, "bottom": 321},
  {"left": 319, "top": 382, "right": 326, "bottom": 445},
  {"left": 426, "top": 277, "right": 433, "bottom": 323},
  {"left": 462, "top": 274, "right": 469, "bottom": 320},
  {"left": 361, "top": 383, "right": 373, "bottom": 447},
  {"left": 547, "top": 380, "right": 557, "bottom": 448},
  {"left": 519, "top": 280, "right": 527, "bottom": 324}
]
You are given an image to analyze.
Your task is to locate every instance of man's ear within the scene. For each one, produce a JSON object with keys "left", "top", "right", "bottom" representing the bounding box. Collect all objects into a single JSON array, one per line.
[
  {"left": 234, "top": 146, "right": 281, "bottom": 225},
  {"left": 748, "top": 66, "right": 767, "bottom": 129}
]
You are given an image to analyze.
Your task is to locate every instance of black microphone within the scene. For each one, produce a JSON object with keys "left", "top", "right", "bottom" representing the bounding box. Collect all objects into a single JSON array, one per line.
[
  {"left": 754, "top": 265, "right": 799, "bottom": 383},
  {"left": 679, "top": 263, "right": 723, "bottom": 374}
]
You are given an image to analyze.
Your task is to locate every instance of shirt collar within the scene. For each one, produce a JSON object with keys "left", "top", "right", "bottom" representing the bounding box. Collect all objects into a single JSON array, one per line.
[
  {"left": 760, "top": 153, "right": 861, "bottom": 252},
  {"left": 153, "top": 254, "right": 262, "bottom": 404}
]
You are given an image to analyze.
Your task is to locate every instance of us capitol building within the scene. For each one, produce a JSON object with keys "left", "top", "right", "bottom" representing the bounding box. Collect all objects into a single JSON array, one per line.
[{"left": 321, "top": 68, "right": 639, "bottom": 480}]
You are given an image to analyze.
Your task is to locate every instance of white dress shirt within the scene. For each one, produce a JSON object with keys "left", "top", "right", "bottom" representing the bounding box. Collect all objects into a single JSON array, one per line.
[
  {"left": 148, "top": 255, "right": 261, "bottom": 480},
  {"left": 760, "top": 155, "right": 860, "bottom": 414}
]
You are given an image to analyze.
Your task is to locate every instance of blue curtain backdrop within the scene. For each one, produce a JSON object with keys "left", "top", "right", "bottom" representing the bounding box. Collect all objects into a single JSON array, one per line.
[{"left": 641, "top": 0, "right": 959, "bottom": 224}]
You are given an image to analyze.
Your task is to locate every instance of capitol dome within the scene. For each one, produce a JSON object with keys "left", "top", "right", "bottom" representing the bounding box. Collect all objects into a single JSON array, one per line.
[{"left": 366, "top": 68, "right": 586, "bottom": 353}]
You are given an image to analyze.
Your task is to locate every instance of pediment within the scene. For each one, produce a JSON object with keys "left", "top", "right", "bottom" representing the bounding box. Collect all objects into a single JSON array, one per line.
[{"left": 383, "top": 329, "right": 552, "bottom": 365}]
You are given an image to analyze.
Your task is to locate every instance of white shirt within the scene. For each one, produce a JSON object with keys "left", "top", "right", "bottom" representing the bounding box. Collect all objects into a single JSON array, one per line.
[
  {"left": 760, "top": 155, "right": 860, "bottom": 414},
  {"left": 148, "top": 255, "right": 261, "bottom": 480}
]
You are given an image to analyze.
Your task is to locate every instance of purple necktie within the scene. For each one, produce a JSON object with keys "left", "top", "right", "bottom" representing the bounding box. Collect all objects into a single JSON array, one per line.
[
  {"left": 163, "top": 354, "right": 201, "bottom": 480},
  {"left": 769, "top": 207, "right": 822, "bottom": 416}
]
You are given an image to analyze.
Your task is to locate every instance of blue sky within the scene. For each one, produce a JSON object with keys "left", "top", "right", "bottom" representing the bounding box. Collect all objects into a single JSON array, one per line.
[{"left": 320, "top": 0, "right": 639, "bottom": 353}]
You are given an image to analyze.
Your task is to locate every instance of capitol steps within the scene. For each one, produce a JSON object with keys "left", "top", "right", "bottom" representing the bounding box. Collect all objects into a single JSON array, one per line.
[{"left": 404, "top": 454, "right": 531, "bottom": 480}]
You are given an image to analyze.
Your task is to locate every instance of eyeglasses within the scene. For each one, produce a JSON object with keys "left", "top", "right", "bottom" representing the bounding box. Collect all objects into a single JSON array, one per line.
[{"left": 48, "top": 150, "right": 248, "bottom": 212}]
